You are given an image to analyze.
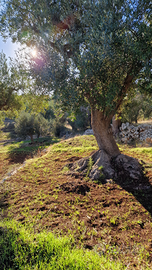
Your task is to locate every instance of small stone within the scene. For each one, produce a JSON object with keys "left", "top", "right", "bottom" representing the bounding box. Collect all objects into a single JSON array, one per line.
[{"left": 84, "top": 129, "right": 94, "bottom": 135}]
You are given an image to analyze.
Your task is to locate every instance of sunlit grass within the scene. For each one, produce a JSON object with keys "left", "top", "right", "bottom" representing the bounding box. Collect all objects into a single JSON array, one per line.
[
  {"left": 0, "top": 220, "right": 125, "bottom": 270},
  {"left": 51, "top": 135, "right": 98, "bottom": 153},
  {"left": 129, "top": 147, "right": 152, "bottom": 156}
]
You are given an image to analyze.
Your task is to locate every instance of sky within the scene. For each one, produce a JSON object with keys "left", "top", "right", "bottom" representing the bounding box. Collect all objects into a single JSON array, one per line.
[{"left": 0, "top": 36, "right": 20, "bottom": 58}]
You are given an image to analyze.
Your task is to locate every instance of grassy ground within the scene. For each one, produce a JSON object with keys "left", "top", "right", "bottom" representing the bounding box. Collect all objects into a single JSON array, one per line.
[{"left": 1, "top": 128, "right": 152, "bottom": 269}]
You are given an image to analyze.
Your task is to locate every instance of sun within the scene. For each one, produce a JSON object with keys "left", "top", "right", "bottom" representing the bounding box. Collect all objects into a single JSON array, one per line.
[{"left": 31, "top": 49, "right": 37, "bottom": 57}]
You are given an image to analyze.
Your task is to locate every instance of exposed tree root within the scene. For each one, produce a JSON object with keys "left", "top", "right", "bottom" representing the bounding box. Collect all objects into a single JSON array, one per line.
[{"left": 65, "top": 150, "right": 146, "bottom": 185}]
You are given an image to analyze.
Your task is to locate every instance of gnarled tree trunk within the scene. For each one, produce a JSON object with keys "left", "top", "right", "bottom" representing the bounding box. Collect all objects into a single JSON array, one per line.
[
  {"left": 66, "top": 108, "right": 145, "bottom": 184},
  {"left": 91, "top": 109, "right": 120, "bottom": 156}
]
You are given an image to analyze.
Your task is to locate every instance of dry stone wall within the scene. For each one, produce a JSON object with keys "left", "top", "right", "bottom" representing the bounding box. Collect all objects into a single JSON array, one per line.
[
  {"left": 119, "top": 122, "right": 152, "bottom": 143},
  {"left": 84, "top": 122, "right": 152, "bottom": 143}
]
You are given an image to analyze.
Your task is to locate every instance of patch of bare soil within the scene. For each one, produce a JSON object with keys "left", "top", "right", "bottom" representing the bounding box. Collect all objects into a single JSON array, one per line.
[
  {"left": 1, "top": 150, "right": 152, "bottom": 269},
  {"left": 60, "top": 180, "right": 90, "bottom": 195}
]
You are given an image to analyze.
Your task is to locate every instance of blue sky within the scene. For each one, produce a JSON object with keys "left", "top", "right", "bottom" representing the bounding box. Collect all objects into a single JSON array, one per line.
[{"left": 0, "top": 36, "right": 20, "bottom": 58}]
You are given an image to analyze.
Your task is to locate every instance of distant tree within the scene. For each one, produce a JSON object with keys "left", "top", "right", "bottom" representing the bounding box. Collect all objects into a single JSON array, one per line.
[
  {"left": 41, "top": 99, "right": 56, "bottom": 121},
  {"left": 142, "top": 96, "right": 152, "bottom": 119},
  {"left": 2, "top": 0, "right": 152, "bottom": 180},
  {"left": 22, "top": 93, "right": 50, "bottom": 115},
  {"left": 121, "top": 92, "right": 152, "bottom": 123},
  {"left": 121, "top": 95, "right": 143, "bottom": 124},
  {"left": 15, "top": 112, "right": 49, "bottom": 142},
  {"left": 67, "top": 106, "right": 91, "bottom": 132},
  {"left": 34, "top": 113, "right": 49, "bottom": 139}
]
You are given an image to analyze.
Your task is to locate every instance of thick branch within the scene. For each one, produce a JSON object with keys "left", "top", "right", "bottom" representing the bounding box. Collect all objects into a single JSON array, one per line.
[{"left": 107, "top": 72, "right": 134, "bottom": 122}]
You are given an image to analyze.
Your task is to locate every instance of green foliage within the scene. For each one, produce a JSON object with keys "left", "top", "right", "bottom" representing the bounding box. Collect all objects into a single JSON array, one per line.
[
  {"left": 121, "top": 92, "right": 152, "bottom": 123},
  {"left": 0, "top": 111, "right": 5, "bottom": 126},
  {"left": 1, "top": 0, "right": 152, "bottom": 117},
  {"left": 121, "top": 95, "right": 143, "bottom": 123},
  {"left": 0, "top": 51, "right": 24, "bottom": 112},
  {"left": 34, "top": 114, "right": 49, "bottom": 138},
  {"left": 15, "top": 111, "right": 49, "bottom": 142},
  {"left": 43, "top": 99, "right": 68, "bottom": 137},
  {"left": 22, "top": 93, "right": 50, "bottom": 115},
  {"left": 42, "top": 100, "right": 56, "bottom": 121},
  {"left": 68, "top": 106, "right": 91, "bottom": 131},
  {"left": 142, "top": 96, "right": 152, "bottom": 119},
  {"left": 15, "top": 112, "right": 36, "bottom": 141},
  {"left": 50, "top": 116, "right": 67, "bottom": 138}
]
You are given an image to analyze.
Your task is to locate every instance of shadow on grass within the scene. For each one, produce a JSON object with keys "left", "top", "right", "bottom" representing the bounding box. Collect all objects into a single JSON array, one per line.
[
  {"left": 7, "top": 137, "right": 60, "bottom": 164},
  {"left": 0, "top": 225, "right": 55, "bottom": 270}
]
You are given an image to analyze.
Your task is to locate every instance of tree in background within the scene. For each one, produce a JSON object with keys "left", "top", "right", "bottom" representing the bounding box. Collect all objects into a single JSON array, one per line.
[
  {"left": 1, "top": 0, "right": 152, "bottom": 180},
  {"left": 0, "top": 50, "right": 51, "bottom": 129},
  {"left": 67, "top": 106, "right": 91, "bottom": 132},
  {"left": 15, "top": 112, "right": 49, "bottom": 143},
  {"left": 142, "top": 97, "right": 152, "bottom": 120},
  {"left": 34, "top": 113, "right": 49, "bottom": 139},
  {"left": 120, "top": 92, "right": 152, "bottom": 124}
]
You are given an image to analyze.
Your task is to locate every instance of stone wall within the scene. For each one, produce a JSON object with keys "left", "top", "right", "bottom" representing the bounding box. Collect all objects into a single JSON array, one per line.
[
  {"left": 119, "top": 122, "right": 152, "bottom": 143},
  {"left": 84, "top": 123, "right": 152, "bottom": 144}
]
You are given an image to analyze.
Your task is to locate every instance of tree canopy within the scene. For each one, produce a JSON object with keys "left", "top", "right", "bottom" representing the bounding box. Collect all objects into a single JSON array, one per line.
[
  {"left": 0, "top": 0, "right": 152, "bottom": 154},
  {"left": 1, "top": 0, "right": 151, "bottom": 114}
]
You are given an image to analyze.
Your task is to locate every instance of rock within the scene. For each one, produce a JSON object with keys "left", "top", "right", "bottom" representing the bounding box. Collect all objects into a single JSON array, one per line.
[
  {"left": 64, "top": 150, "right": 145, "bottom": 184},
  {"left": 15, "top": 137, "right": 22, "bottom": 142},
  {"left": 119, "top": 122, "right": 152, "bottom": 143},
  {"left": 84, "top": 129, "right": 94, "bottom": 135},
  {"left": 112, "top": 154, "right": 144, "bottom": 183}
]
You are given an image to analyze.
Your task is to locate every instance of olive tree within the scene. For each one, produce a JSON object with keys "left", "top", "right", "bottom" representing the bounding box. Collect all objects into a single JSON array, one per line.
[
  {"left": 1, "top": 0, "right": 152, "bottom": 180},
  {"left": 15, "top": 112, "right": 49, "bottom": 142}
]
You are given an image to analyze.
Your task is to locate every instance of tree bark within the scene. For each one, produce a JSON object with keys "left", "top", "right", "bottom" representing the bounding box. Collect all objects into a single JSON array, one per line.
[
  {"left": 65, "top": 108, "right": 145, "bottom": 182},
  {"left": 30, "top": 134, "right": 34, "bottom": 143},
  {"left": 112, "top": 115, "right": 121, "bottom": 136},
  {"left": 91, "top": 109, "right": 120, "bottom": 157}
]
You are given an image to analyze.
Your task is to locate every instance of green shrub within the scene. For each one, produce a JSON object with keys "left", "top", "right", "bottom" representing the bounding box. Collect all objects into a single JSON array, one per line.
[
  {"left": 15, "top": 112, "right": 49, "bottom": 142},
  {"left": 50, "top": 118, "right": 67, "bottom": 137},
  {"left": 34, "top": 114, "right": 49, "bottom": 138},
  {"left": 68, "top": 107, "right": 91, "bottom": 132}
]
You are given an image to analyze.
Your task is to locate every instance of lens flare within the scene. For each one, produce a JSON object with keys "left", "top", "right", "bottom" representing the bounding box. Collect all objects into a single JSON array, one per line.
[{"left": 31, "top": 49, "right": 37, "bottom": 57}]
